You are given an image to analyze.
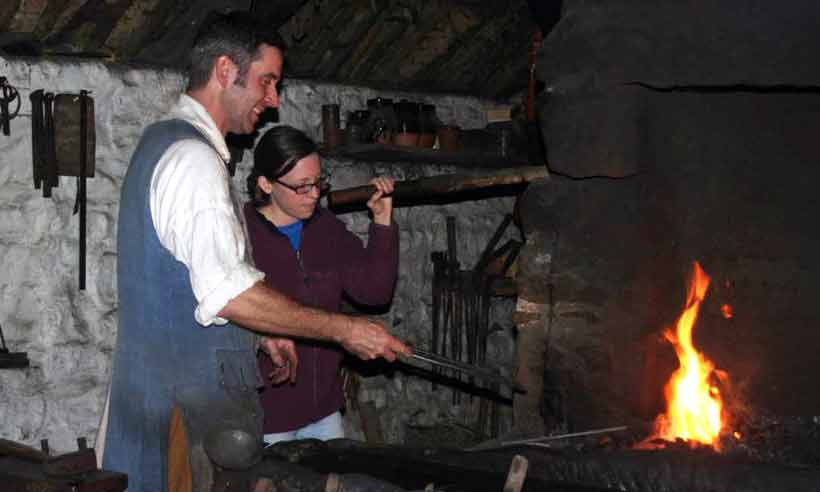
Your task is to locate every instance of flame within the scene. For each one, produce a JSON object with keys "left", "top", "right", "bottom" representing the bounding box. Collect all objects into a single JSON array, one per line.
[{"left": 652, "top": 261, "right": 725, "bottom": 450}]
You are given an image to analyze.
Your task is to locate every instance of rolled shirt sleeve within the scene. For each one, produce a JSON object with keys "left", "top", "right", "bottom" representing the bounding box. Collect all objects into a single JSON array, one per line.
[
  {"left": 150, "top": 136, "right": 264, "bottom": 326},
  {"left": 187, "top": 206, "right": 264, "bottom": 325}
]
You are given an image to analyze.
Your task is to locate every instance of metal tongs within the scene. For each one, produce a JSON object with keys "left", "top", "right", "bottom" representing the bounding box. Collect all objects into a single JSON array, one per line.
[{"left": 398, "top": 348, "right": 524, "bottom": 393}]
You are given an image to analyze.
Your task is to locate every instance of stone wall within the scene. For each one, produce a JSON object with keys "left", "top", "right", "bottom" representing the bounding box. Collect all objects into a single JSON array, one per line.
[{"left": 0, "top": 55, "right": 518, "bottom": 453}]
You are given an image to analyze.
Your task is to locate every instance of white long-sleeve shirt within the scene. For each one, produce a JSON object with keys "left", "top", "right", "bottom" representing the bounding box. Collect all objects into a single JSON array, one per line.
[{"left": 149, "top": 94, "right": 264, "bottom": 326}]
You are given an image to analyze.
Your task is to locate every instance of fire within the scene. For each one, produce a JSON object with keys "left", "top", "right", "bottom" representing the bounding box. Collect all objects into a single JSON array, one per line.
[{"left": 651, "top": 261, "right": 726, "bottom": 450}]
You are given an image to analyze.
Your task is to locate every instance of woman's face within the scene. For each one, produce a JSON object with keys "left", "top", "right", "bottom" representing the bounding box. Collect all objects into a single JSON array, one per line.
[{"left": 264, "top": 152, "right": 322, "bottom": 223}]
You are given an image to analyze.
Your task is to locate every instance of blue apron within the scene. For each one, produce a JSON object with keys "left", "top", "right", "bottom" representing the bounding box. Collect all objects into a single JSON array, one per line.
[{"left": 103, "top": 120, "right": 261, "bottom": 492}]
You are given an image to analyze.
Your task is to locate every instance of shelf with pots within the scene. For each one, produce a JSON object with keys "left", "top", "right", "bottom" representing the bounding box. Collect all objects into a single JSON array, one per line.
[
  {"left": 319, "top": 142, "right": 528, "bottom": 169},
  {"left": 319, "top": 98, "right": 529, "bottom": 169}
]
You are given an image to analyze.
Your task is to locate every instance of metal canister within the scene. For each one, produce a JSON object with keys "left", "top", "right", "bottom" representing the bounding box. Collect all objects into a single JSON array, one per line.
[
  {"left": 321, "top": 104, "right": 341, "bottom": 148},
  {"left": 345, "top": 110, "right": 369, "bottom": 146}
]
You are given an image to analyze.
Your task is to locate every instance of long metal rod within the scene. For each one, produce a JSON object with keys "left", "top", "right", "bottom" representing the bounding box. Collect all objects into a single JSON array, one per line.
[
  {"left": 403, "top": 348, "right": 524, "bottom": 392},
  {"left": 465, "top": 426, "right": 629, "bottom": 452},
  {"left": 503, "top": 426, "right": 629, "bottom": 446}
]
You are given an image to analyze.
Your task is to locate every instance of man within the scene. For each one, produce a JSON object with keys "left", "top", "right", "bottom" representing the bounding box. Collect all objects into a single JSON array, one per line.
[{"left": 103, "top": 11, "right": 409, "bottom": 492}]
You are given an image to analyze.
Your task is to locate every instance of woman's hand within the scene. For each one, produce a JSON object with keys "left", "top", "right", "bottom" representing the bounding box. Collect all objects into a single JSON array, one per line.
[
  {"left": 259, "top": 336, "right": 298, "bottom": 384},
  {"left": 367, "top": 177, "right": 394, "bottom": 226}
]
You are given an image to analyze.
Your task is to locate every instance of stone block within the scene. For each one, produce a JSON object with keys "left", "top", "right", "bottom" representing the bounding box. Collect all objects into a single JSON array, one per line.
[{"left": 539, "top": 85, "right": 646, "bottom": 178}]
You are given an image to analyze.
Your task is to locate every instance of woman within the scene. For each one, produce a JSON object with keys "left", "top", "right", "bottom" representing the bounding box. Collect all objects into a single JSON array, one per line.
[{"left": 245, "top": 125, "right": 398, "bottom": 444}]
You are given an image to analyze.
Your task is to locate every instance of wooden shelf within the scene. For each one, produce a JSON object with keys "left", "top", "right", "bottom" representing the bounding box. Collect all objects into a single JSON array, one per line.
[{"left": 321, "top": 143, "right": 528, "bottom": 168}]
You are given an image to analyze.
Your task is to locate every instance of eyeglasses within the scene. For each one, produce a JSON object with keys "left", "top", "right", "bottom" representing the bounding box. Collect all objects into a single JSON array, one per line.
[{"left": 276, "top": 176, "right": 331, "bottom": 195}]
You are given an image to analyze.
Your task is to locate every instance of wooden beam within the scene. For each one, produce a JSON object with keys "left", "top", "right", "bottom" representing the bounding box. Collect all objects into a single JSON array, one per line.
[{"left": 326, "top": 165, "right": 548, "bottom": 210}]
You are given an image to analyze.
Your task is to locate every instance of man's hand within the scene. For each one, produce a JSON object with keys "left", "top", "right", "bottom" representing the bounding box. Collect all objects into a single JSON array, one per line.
[
  {"left": 259, "top": 336, "right": 298, "bottom": 384},
  {"left": 367, "top": 177, "right": 394, "bottom": 226},
  {"left": 340, "top": 316, "right": 411, "bottom": 362}
]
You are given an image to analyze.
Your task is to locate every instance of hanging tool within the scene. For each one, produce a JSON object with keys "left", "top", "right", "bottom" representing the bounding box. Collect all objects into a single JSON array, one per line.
[
  {"left": 75, "top": 90, "right": 92, "bottom": 290},
  {"left": 430, "top": 251, "right": 446, "bottom": 391},
  {"left": 0, "top": 320, "right": 30, "bottom": 369},
  {"left": 54, "top": 91, "right": 96, "bottom": 288},
  {"left": 0, "top": 76, "right": 21, "bottom": 136},
  {"left": 426, "top": 213, "right": 524, "bottom": 437},
  {"left": 31, "top": 90, "right": 96, "bottom": 289},
  {"left": 30, "top": 90, "right": 45, "bottom": 190},
  {"left": 446, "top": 216, "right": 462, "bottom": 404},
  {"left": 42, "top": 92, "right": 58, "bottom": 197}
]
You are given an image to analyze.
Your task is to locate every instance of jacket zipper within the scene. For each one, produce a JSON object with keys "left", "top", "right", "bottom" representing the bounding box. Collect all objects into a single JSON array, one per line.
[{"left": 296, "top": 248, "right": 320, "bottom": 411}]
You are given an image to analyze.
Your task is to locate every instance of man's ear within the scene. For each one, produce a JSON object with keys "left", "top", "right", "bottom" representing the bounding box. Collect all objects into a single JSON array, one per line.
[
  {"left": 214, "top": 55, "right": 238, "bottom": 88},
  {"left": 258, "top": 175, "right": 275, "bottom": 194}
]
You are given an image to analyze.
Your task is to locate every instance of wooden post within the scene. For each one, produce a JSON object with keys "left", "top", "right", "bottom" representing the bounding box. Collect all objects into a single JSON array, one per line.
[{"left": 503, "top": 455, "right": 530, "bottom": 492}]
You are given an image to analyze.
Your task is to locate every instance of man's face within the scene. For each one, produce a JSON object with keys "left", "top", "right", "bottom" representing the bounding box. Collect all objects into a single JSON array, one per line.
[{"left": 224, "top": 44, "right": 283, "bottom": 135}]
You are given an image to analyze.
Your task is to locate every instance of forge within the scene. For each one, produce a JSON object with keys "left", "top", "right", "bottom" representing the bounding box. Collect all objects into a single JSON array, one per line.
[{"left": 488, "top": 1, "right": 820, "bottom": 489}]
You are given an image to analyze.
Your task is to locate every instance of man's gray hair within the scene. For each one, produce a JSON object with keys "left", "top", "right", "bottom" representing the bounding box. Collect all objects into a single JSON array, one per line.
[{"left": 187, "top": 10, "right": 287, "bottom": 91}]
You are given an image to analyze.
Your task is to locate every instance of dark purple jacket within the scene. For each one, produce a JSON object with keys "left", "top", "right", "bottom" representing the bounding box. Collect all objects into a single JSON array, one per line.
[{"left": 244, "top": 202, "right": 399, "bottom": 432}]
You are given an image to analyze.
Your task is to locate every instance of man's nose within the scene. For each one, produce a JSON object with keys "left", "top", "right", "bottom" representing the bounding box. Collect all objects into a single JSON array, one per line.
[{"left": 264, "top": 86, "right": 280, "bottom": 108}]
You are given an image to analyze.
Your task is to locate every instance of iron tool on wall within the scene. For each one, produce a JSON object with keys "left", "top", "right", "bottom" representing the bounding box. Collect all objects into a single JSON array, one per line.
[
  {"left": 0, "top": 76, "right": 21, "bottom": 136},
  {"left": 29, "top": 89, "right": 96, "bottom": 290}
]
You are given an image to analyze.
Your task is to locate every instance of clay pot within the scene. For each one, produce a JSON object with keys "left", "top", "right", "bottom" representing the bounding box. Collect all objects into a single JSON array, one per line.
[
  {"left": 394, "top": 99, "right": 420, "bottom": 134},
  {"left": 322, "top": 104, "right": 340, "bottom": 149},
  {"left": 366, "top": 97, "right": 396, "bottom": 143},
  {"left": 436, "top": 125, "right": 460, "bottom": 152},
  {"left": 418, "top": 103, "right": 440, "bottom": 148},
  {"left": 345, "top": 110, "right": 369, "bottom": 146},
  {"left": 393, "top": 131, "right": 420, "bottom": 147},
  {"left": 330, "top": 128, "right": 345, "bottom": 148},
  {"left": 418, "top": 133, "right": 436, "bottom": 148}
]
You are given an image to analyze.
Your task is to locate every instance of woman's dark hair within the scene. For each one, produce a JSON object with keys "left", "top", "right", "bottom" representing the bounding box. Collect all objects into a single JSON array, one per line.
[
  {"left": 247, "top": 125, "right": 318, "bottom": 207},
  {"left": 187, "top": 10, "right": 288, "bottom": 92}
]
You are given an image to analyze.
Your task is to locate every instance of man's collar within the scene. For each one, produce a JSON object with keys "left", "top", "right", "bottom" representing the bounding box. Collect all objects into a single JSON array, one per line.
[{"left": 169, "top": 94, "right": 231, "bottom": 163}]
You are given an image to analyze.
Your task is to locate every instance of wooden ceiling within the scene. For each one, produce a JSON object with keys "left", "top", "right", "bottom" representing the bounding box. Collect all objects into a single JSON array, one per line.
[{"left": 0, "top": 0, "right": 545, "bottom": 99}]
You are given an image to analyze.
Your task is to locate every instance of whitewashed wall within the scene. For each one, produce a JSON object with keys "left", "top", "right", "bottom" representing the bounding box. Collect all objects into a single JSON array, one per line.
[{"left": 0, "top": 55, "right": 517, "bottom": 453}]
